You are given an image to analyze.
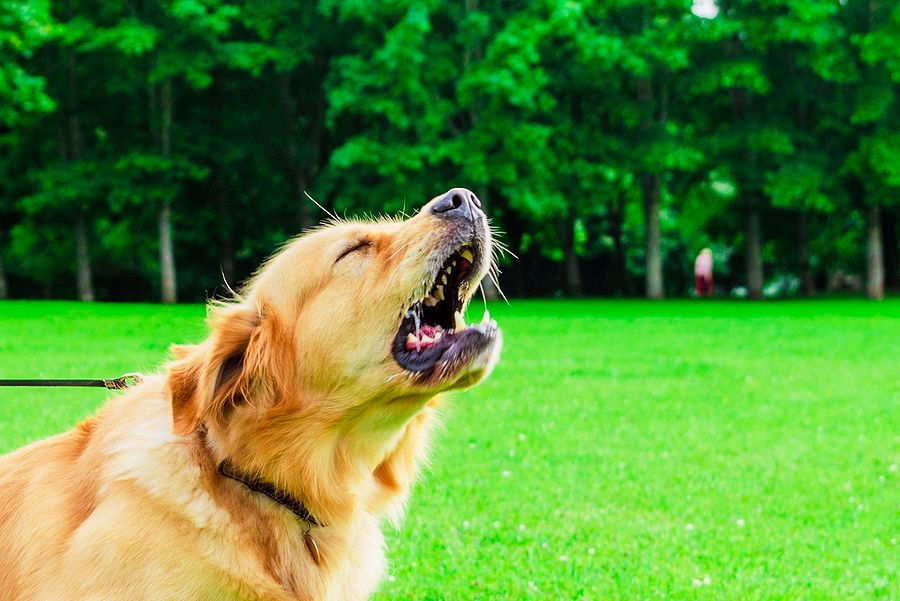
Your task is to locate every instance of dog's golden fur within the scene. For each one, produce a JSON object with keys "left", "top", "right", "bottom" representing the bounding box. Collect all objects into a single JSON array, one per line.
[{"left": 0, "top": 194, "right": 501, "bottom": 600}]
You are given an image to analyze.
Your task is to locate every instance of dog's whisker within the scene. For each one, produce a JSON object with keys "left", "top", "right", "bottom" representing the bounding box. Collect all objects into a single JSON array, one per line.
[
  {"left": 385, "top": 240, "right": 415, "bottom": 264},
  {"left": 487, "top": 268, "right": 510, "bottom": 305},
  {"left": 303, "top": 190, "right": 338, "bottom": 222},
  {"left": 479, "top": 282, "right": 488, "bottom": 313}
]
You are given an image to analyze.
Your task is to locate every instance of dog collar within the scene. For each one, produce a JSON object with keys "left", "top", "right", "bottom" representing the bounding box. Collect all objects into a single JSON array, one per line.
[{"left": 218, "top": 459, "right": 323, "bottom": 528}]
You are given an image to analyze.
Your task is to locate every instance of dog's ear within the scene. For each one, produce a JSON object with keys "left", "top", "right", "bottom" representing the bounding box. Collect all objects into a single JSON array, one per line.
[{"left": 167, "top": 304, "right": 261, "bottom": 436}]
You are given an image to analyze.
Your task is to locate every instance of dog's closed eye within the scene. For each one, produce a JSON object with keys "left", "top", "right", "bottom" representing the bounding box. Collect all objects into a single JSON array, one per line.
[{"left": 335, "top": 240, "right": 372, "bottom": 263}]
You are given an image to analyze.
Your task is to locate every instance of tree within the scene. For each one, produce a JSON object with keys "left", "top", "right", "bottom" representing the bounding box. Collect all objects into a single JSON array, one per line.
[
  {"left": 0, "top": 0, "right": 55, "bottom": 298},
  {"left": 840, "top": 0, "right": 900, "bottom": 299}
]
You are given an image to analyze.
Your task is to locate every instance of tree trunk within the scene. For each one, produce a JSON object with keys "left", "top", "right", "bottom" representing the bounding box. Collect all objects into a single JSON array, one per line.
[
  {"left": 866, "top": 204, "right": 884, "bottom": 300},
  {"left": 159, "top": 200, "right": 177, "bottom": 303},
  {"left": 562, "top": 213, "right": 583, "bottom": 297},
  {"left": 881, "top": 207, "right": 899, "bottom": 291},
  {"left": 159, "top": 77, "right": 177, "bottom": 304},
  {"left": 213, "top": 170, "right": 235, "bottom": 287},
  {"left": 642, "top": 173, "right": 664, "bottom": 299},
  {"left": 64, "top": 21, "right": 95, "bottom": 302},
  {"left": 610, "top": 197, "right": 631, "bottom": 296},
  {"left": 0, "top": 231, "right": 8, "bottom": 299},
  {"left": 745, "top": 195, "right": 763, "bottom": 299},
  {"left": 635, "top": 74, "right": 664, "bottom": 300},
  {"left": 797, "top": 210, "right": 814, "bottom": 296},
  {"left": 75, "top": 214, "right": 94, "bottom": 301},
  {"left": 278, "top": 73, "right": 316, "bottom": 230}
]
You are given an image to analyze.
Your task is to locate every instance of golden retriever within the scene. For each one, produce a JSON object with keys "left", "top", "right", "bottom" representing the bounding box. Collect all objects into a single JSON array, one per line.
[{"left": 0, "top": 188, "right": 501, "bottom": 600}]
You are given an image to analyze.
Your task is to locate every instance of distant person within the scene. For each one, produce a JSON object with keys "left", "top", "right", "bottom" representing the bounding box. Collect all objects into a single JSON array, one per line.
[{"left": 694, "top": 248, "right": 713, "bottom": 297}]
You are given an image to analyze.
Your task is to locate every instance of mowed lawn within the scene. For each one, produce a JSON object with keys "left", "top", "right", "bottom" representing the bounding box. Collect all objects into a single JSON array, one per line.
[{"left": 0, "top": 299, "right": 898, "bottom": 599}]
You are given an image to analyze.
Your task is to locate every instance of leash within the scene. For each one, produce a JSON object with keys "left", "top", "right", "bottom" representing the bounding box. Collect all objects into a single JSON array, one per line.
[{"left": 0, "top": 373, "right": 144, "bottom": 390}]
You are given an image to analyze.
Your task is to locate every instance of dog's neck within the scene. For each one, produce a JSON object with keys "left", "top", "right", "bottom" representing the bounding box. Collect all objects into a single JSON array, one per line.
[{"left": 200, "top": 398, "right": 440, "bottom": 528}]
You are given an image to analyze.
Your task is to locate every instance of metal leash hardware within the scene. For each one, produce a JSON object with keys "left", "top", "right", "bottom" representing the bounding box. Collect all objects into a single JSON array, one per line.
[{"left": 103, "top": 373, "right": 144, "bottom": 390}]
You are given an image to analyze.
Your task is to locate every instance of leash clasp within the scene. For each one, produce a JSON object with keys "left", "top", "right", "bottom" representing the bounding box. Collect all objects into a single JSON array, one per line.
[{"left": 104, "top": 373, "right": 144, "bottom": 390}]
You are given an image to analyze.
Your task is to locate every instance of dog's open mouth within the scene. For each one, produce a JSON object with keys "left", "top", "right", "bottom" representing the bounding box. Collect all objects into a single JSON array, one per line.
[{"left": 392, "top": 245, "right": 498, "bottom": 374}]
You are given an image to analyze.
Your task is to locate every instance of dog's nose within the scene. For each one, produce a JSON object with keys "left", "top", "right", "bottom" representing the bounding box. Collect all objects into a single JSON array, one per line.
[{"left": 431, "top": 188, "right": 483, "bottom": 220}]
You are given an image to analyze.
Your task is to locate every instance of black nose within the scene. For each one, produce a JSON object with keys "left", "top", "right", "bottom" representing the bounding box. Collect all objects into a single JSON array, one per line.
[{"left": 431, "top": 188, "right": 482, "bottom": 220}]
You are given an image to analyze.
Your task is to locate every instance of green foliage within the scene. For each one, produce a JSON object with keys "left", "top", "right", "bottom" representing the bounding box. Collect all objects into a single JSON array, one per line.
[
  {"left": 0, "top": 0, "right": 897, "bottom": 300},
  {"left": 0, "top": 0, "right": 54, "bottom": 127}
]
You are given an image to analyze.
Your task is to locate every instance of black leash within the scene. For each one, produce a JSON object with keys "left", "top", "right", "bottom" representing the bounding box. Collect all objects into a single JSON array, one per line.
[{"left": 0, "top": 373, "right": 143, "bottom": 390}]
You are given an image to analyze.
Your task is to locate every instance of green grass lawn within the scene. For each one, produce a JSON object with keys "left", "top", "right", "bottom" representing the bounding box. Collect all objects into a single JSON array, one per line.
[{"left": 1, "top": 299, "right": 898, "bottom": 599}]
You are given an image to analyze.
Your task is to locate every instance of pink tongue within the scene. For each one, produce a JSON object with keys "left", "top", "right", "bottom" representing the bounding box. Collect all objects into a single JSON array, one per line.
[{"left": 405, "top": 325, "right": 443, "bottom": 351}]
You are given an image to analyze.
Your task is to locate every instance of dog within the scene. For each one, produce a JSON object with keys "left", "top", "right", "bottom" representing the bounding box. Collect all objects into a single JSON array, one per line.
[{"left": 0, "top": 188, "right": 501, "bottom": 600}]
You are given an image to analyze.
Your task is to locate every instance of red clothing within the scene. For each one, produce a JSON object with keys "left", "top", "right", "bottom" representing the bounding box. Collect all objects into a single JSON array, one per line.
[{"left": 695, "top": 274, "right": 713, "bottom": 297}]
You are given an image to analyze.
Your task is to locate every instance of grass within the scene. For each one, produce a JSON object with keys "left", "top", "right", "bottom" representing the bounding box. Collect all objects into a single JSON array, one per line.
[{"left": 1, "top": 299, "right": 898, "bottom": 599}]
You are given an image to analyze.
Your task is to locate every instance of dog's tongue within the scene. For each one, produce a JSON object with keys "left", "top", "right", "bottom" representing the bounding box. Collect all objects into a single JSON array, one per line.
[{"left": 405, "top": 325, "right": 444, "bottom": 351}]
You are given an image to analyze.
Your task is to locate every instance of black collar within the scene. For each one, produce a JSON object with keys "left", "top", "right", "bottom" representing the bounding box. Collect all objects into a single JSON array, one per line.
[{"left": 218, "top": 460, "right": 323, "bottom": 528}]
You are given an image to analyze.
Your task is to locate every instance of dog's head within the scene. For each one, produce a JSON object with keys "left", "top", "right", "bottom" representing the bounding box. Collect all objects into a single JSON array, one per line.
[{"left": 167, "top": 188, "right": 501, "bottom": 452}]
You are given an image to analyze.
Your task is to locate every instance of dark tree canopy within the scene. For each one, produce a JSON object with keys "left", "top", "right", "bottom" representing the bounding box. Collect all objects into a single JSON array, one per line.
[{"left": 0, "top": 0, "right": 897, "bottom": 302}]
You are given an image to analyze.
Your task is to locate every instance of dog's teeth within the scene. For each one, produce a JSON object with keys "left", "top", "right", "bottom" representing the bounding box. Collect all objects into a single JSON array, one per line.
[
  {"left": 454, "top": 310, "right": 466, "bottom": 331},
  {"left": 481, "top": 309, "right": 490, "bottom": 324},
  {"left": 441, "top": 273, "right": 448, "bottom": 285},
  {"left": 433, "top": 331, "right": 442, "bottom": 342},
  {"left": 460, "top": 248, "right": 474, "bottom": 262},
  {"left": 424, "top": 295, "right": 438, "bottom": 307},
  {"left": 405, "top": 333, "right": 417, "bottom": 349},
  {"left": 420, "top": 334, "right": 433, "bottom": 344},
  {"left": 435, "top": 286, "right": 444, "bottom": 301}
]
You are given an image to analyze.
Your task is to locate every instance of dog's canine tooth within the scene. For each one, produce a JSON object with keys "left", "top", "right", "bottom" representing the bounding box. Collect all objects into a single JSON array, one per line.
[
  {"left": 435, "top": 286, "right": 444, "bottom": 301},
  {"left": 460, "top": 248, "right": 474, "bottom": 262},
  {"left": 424, "top": 295, "right": 438, "bottom": 307},
  {"left": 454, "top": 310, "right": 466, "bottom": 332}
]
